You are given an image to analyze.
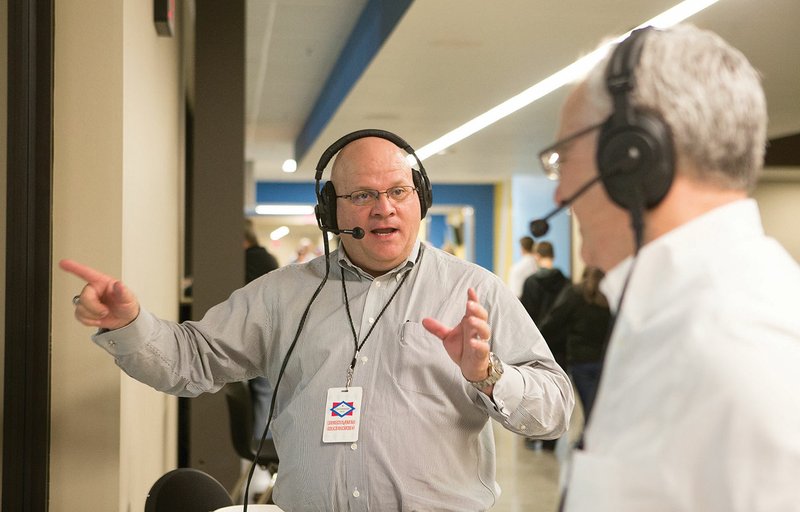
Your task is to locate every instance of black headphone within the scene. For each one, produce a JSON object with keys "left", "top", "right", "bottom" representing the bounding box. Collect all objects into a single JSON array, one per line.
[
  {"left": 314, "top": 129, "right": 433, "bottom": 233},
  {"left": 597, "top": 27, "right": 675, "bottom": 213}
]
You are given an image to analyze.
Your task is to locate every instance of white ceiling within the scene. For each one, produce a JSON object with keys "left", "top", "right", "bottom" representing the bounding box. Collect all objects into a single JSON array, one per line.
[{"left": 245, "top": 0, "right": 800, "bottom": 185}]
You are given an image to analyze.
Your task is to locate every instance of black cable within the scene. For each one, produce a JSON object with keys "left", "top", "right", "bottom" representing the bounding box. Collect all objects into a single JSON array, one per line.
[
  {"left": 241, "top": 233, "right": 336, "bottom": 510},
  {"left": 579, "top": 205, "right": 644, "bottom": 426},
  {"left": 557, "top": 205, "right": 644, "bottom": 511},
  {"left": 340, "top": 247, "right": 421, "bottom": 386}
]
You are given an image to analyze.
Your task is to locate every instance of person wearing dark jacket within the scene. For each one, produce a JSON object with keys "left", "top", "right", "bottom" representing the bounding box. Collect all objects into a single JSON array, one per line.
[
  {"left": 245, "top": 222, "right": 279, "bottom": 283},
  {"left": 243, "top": 221, "right": 280, "bottom": 437},
  {"left": 520, "top": 242, "right": 568, "bottom": 320},
  {"left": 243, "top": 221, "right": 281, "bottom": 500},
  {"left": 539, "top": 266, "right": 610, "bottom": 420},
  {"left": 520, "top": 241, "right": 569, "bottom": 451},
  {"left": 520, "top": 242, "right": 569, "bottom": 360}
]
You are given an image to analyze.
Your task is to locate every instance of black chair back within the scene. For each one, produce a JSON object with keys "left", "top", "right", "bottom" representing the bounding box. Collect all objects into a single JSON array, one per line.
[
  {"left": 224, "top": 381, "right": 279, "bottom": 466},
  {"left": 144, "top": 467, "right": 233, "bottom": 512}
]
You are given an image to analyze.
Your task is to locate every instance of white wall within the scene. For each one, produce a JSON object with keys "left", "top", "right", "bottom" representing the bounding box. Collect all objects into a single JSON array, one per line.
[
  {"left": 563, "top": 170, "right": 800, "bottom": 283},
  {"left": 753, "top": 169, "right": 800, "bottom": 262},
  {"left": 118, "top": 0, "right": 182, "bottom": 509},
  {"left": 51, "top": 1, "right": 182, "bottom": 510}
]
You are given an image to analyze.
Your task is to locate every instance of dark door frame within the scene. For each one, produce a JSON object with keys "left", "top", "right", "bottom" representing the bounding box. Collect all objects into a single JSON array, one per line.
[{"left": 3, "top": 0, "right": 54, "bottom": 510}]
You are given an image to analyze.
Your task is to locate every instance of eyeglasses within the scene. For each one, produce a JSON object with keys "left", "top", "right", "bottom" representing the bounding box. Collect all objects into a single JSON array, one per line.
[
  {"left": 336, "top": 185, "right": 418, "bottom": 206},
  {"left": 538, "top": 122, "right": 603, "bottom": 180}
]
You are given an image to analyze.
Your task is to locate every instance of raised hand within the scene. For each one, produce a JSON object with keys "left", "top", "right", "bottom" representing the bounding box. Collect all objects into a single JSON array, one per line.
[
  {"left": 59, "top": 259, "right": 140, "bottom": 330},
  {"left": 422, "top": 288, "right": 492, "bottom": 385}
]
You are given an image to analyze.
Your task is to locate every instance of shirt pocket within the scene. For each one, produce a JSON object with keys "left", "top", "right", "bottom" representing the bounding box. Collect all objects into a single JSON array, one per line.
[{"left": 392, "top": 321, "right": 461, "bottom": 396}]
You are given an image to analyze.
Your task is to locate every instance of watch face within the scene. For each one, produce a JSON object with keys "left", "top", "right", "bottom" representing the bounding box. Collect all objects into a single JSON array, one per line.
[
  {"left": 470, "top": 353, "right": 503, "bottom": 389},
  {"left": 489, "top": 353, "right": 503, "bottom": 375}
]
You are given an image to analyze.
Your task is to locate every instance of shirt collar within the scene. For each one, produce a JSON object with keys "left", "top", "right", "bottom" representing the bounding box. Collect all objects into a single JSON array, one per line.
[
  {"left": 601, "top": 198, "right": 762, "bottom": 313},
  {"left": 338, "top": 239, "right": 422, "bottom": 282}
]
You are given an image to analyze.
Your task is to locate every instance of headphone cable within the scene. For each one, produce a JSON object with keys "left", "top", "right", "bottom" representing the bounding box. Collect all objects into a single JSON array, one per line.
[
  {"left": 242, "top": 233, "right": 336, "bottom": 510},
  {"left": 557, "top": 204, "right": 644, "bottom": 510}
]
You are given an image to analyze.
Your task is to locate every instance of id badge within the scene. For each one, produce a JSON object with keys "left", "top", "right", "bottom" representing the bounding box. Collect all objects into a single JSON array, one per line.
[{"left": 322, "top": 387, "right": 362, "bottom": 443}]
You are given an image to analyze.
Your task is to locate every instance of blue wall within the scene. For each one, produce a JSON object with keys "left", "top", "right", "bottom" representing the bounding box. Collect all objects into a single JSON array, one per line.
[
  {"left": 254, "top": 179, "right": 572, "bottom": 275},
  {"left": 256, "top": 182, "right": 318, "bottom": 204},
  {"left": 431, "top": 184, "right": 494, "bottom": 271},
  {"left": 255, "top": 181, "right": 496, "bottom": 271},
  {"left": 427, "top": 213, "right": 448, "bottom": 250},
  {"left": 510, "top": 175, "right": 571, "bottom": 278}
]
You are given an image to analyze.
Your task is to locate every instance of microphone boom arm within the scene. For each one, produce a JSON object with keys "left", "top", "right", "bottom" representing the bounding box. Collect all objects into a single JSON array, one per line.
[{"left": 530, "top": 175, "right": 601, "bottom": 237}]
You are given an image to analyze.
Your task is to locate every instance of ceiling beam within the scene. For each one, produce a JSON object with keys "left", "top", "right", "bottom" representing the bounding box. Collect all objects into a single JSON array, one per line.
[{"left": 294, "top": 0, "right": 413, "bottom": 163}]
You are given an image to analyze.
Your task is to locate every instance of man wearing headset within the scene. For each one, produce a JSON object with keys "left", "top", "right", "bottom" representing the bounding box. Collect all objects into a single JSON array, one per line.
[
  {"left": 61, "top": 134, "right": 573, "bottom": 511},
  {"left": 545, "top": 25, "right": 800, "bottom": 510}
]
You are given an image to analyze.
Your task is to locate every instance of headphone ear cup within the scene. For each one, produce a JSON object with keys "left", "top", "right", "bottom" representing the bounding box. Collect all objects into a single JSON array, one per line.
[
  {"left": 597, "top": 112, "right": 674, "bottom": 211},
  {"left": 412, "top": 170, "right": 433, "bottom": 219},
  {"left": 317, "top": 181, "right": 339, "bottom": 231}
]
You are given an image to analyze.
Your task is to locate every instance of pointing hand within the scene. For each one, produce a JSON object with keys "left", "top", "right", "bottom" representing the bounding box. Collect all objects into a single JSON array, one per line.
[{"left": 59, "top": 259, "right": 140, "bottom": 330}]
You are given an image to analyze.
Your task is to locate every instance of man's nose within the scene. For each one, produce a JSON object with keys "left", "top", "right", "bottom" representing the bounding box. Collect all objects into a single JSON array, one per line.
[
  {"left": 371, "top": 192, "right": 395, "bottom": 214},
  {"left": 553, "top": 184, "right": 564, "bottom": 206}
]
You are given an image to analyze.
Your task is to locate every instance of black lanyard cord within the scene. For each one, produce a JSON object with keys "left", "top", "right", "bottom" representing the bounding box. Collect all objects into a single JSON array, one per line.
[
  {"left": 341, "top": 247, "right": 422, "bottom": 387},
  {"left": 242, "top": 238, "right": 337, "bottom": 510}
]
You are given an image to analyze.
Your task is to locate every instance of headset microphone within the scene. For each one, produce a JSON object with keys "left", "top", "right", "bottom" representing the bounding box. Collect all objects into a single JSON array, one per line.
[
  {"left": 330, "top": 226, "right": 365, "bottom": 239},
  {"left": 529, "top": 175, "right": 602, "bottom": 237}
]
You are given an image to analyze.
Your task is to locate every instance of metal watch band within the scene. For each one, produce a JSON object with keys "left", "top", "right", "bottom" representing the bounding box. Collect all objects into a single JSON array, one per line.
[{"left": 468, "top": 352, "right": 503, "bottom": 390}]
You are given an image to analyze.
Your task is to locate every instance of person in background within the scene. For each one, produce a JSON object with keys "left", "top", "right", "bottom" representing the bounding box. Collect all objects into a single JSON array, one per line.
[
  {"left": 441, "top": 241, "right": 458, "bottom": 255},
  {"left": 520, "top": 241, "right": 569, "bottom": 355},
  {"left": 243, "top": 220, "right": 280, "bottom": 500},
  {"left": 507, "top": 235, "right": 539, "bottom": 298},
  {"left": 518, "top": 244, "right": 570, "bottom": 452},
  {"left": 543, "top": 24, "right": 800, "bottom": 511},
  {"left": 291, "top": 237, "right": 316, "bottom": 264},
  {"left": 538, "top": 266, "right": 610, "bottom": 422},
  {"left": 245, "top": 220, "right": 279, "bottom": 282},
  {"left": 61, "top": 134, "right": 573, "bottom": 511}
]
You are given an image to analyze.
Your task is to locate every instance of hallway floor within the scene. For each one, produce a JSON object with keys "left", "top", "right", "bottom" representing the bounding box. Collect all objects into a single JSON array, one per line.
[
  {"left": 491, "top": 397, "right": 584, "bottom": 512},
  {"left": 491, "top": 427, "right": 561, "bottom": 512}
]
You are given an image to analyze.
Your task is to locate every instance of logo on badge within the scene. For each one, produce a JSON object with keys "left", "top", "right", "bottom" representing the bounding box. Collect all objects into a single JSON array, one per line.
[{"left": 330, "top": 401, "right": 356, "bottom": 418}]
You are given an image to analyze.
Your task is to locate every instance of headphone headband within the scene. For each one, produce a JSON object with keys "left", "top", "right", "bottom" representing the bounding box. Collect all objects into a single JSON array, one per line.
[
  {"left": 606, "top": 28, "right": 650, "bottom": 126},
  {"left": 313, "top": 129, "right": 433, "bottom": 233},
  {"left": 315, "top": 129, "right": 417, "bottom": 181},
  {"left": 596, "top": 26, "right": 675, "bottom": 213}
]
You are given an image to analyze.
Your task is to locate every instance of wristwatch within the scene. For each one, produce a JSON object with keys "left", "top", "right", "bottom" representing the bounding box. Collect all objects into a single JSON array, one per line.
[{"left": 467, "top": 352, "right": 504, "bottom": 390}]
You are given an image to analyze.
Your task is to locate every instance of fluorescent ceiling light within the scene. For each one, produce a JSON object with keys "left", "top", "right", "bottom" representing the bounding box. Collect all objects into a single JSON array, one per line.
[
  {"left": 414, "top": 0, "right": 720, "bottom": 161},
  {"left": 270, "top": 226, "right": 290, "bottom": 241},
  {"left": 255, "top": 204, "right": 315, "bottom": 216}
]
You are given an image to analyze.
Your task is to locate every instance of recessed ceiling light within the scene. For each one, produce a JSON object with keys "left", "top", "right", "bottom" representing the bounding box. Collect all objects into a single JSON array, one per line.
[
  {"left": 282, "top": 159, "right": 297, "bottom": 173},
  {"left": 255, "top": 204, "right": 315, "bottom": 216},
  {"left": 270, "top": 226, "right": 290, "bottom": 241}
]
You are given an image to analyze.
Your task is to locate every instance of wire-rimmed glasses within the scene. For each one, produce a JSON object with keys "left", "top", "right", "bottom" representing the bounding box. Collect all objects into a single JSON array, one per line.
[
  {"left": 538, "top": 122, "right": 603, "bottom": 180},
  {"left": 336, "top": 185, "right": 418, "bottom": 206}
]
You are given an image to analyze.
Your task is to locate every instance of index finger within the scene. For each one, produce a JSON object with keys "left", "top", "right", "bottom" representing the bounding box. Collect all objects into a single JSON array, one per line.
[
  {"left": 59, "top": 259, "right": 112, "bottom": 286},
  {"left": 464, "top": 287, "right": 489, "bottom": 322}
]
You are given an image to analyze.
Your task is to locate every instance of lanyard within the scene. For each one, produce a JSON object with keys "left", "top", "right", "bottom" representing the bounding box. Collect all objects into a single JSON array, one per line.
[{"left": 341, "top": 248, "right": 422, "bottom": 388}]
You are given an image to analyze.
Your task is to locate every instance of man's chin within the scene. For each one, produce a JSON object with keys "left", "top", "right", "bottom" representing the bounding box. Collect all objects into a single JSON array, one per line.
[{"left": 343, "top": 246, "right": 404, "bottom": 275}]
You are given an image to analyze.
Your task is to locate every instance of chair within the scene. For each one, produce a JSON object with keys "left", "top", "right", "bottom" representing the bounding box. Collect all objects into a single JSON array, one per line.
[
  {"left": 224, "top": 381, "right": 280, "bottom": 504},
  {"left": 144, "top": 467, "right": 233, "bottom": 512}
]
